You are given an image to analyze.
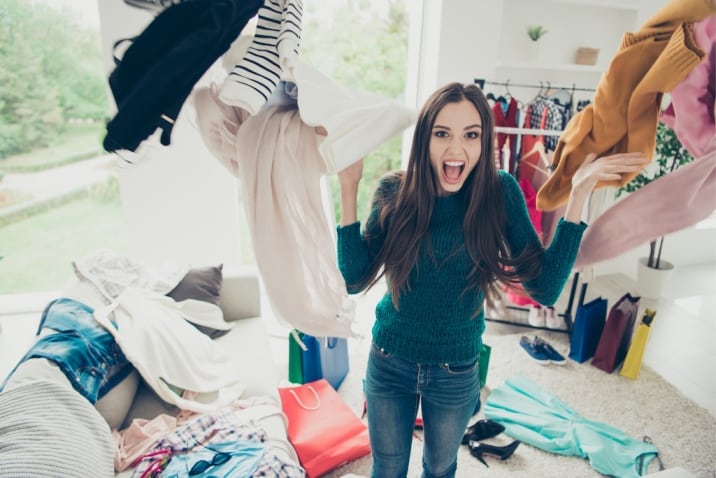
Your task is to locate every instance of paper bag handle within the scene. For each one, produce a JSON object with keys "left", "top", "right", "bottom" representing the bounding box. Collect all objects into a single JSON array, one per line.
[{"left": 289, "top": 385, "right": 321, "bottom": 411}]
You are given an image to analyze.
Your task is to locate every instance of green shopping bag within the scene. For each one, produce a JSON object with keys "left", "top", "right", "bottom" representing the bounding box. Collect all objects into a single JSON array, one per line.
[
  {"left": 287, "top": 330, "right": 327, "bottom": 385},
  {"left": 479, "top": 343, "right": 491, "bottom": 387},
  {"left": 288, "top": 330, "right": 305, "bottom": 384}
]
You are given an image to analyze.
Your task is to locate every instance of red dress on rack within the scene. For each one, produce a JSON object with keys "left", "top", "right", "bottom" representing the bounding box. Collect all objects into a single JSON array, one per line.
[
  {"left": 492, "top": 97, "right": 520, "bottom": 174},
  {"left": 504, "top": 105, "right": 547, "bottom": 308}
]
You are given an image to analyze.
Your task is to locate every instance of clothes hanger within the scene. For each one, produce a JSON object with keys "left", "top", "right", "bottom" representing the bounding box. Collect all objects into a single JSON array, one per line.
[
  {"left": 522, "top": 140, "right": 550, "bottom": 173},
  {"left": 503, "top": 79, "right": 512, "bottom": 101}
]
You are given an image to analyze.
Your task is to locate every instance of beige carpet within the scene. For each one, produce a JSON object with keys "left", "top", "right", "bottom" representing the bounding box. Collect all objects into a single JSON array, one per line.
[{"left": 322, "top": 332, "right": 716, "bottom": 478}]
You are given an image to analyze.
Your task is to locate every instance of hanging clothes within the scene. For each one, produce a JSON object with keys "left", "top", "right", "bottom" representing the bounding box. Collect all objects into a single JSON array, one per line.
[
  {"left": 501, "top": 178, "right": 542, "bottom": 308},
  {"left": 536, "top": 0, "right": 716, "bottom": 211},
  {"left": 527, "top": 96, "right": 564, "bottom": 153},
  {"left": 484, "top": 375, "right": 660, "bottom": 478},
  {"left": 516, "top": 104, "right": 548, "bottom": 186},
  {"left": 493, "top": 97, "right": 520, "bottom": 174}
]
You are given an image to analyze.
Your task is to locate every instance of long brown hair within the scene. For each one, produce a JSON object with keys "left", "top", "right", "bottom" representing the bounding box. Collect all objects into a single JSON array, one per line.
[{"left": 357, "top": 82, "right": 542, "bottom": 313}]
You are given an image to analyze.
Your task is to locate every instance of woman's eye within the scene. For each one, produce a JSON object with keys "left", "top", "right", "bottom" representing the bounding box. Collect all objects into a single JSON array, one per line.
[
  {"left": 466, "top": 131, "right": 480, "bottom": 140},
  {"left": 435, "top": 130, "right": 448, "bottom": 138}
]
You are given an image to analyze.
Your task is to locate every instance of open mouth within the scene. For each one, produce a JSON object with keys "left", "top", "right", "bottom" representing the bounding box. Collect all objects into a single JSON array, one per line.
[{"left": 443, "top": 160, "right": 465, "bottom": 185}]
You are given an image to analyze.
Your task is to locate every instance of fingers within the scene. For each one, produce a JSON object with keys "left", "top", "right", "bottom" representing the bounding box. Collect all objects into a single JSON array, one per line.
[{"left": 593, "top": 152, "right": 648, "bottom": 164}]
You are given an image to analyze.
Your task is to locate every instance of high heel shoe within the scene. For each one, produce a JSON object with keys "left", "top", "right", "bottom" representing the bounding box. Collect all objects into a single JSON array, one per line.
[
  {"left": 467, "top": 439, "right": 520, "bottom": 467},
  {"left": 461, "top": 419, "right": 505, "bottom": 444}
]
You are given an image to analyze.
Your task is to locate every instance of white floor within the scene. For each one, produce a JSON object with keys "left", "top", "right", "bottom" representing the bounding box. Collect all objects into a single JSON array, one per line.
[{"left": 1, "top": 263, "right": 714, "bottom": 417}]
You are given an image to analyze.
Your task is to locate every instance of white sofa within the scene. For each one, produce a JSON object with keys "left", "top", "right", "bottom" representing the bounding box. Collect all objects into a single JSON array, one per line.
[{"left": 1, "top": 266, "right": 295, "bottom": 477}]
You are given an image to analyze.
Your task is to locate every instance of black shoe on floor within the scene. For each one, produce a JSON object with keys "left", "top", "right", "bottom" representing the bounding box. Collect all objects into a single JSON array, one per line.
[{"left": 461, "top": 419, "right": 505, "bottom": 445}]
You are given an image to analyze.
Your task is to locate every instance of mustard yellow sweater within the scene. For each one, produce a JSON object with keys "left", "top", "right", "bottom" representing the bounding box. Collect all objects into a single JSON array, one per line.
[{"left": 536, "top": 0, "right": 716, "bottom": 211}]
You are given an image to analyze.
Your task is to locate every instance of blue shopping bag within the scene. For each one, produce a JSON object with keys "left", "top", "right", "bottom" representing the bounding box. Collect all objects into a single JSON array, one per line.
[
  {"left": 288, "top": 331, "right": 349, "bottom": 390},
  {"left": 319, "top": 337, "right": 350, "bottom": 390},
  {"left": 300, "top": 334, "right": 324, "bottom": 384},
  {"left": 569, "top": 283, "right": 608, "bottom": 363}
]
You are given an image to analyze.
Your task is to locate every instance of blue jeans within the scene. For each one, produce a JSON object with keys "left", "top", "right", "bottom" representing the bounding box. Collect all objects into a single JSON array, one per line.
[
  {"left": 0, "top": 298, "right": 132, "bottom": 403},
  {"left": 365, "top": 343, "right": 481, "bottom": 478}
]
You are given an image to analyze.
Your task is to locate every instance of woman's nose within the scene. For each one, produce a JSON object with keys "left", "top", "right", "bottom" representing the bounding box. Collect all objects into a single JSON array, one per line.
[{"left": 447, "top": 137, "right": 462, "bottom": 152}]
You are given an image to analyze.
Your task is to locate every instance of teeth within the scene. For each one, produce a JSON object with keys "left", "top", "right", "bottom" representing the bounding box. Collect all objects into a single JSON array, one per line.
[{"left": 445, "top": 161, "right": 464, "bottom": 166}]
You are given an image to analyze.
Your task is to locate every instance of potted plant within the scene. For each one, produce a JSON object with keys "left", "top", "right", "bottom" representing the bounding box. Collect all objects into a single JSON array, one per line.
[
  {"left": 527, "top": 25, "right": 548, "bottom": 41},
  {"left": 525, "top": 25, "right": 548, "bottom": 62},
  {"left": 615, "top": 122, "right": 694, "bottom": 296}
]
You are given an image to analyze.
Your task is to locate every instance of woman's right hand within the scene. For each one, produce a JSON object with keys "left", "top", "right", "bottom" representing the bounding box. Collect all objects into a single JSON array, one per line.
[
  {"left": 338, "top": 157, "right": 364, "bottom": 191},
  {"left": 337, "top": 158, "right": 363, "bottom": 226}
]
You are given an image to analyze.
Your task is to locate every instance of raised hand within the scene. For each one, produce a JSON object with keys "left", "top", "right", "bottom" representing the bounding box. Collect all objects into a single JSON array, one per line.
[
  {"left": 337, "top": 158, "right": 364, "bottom": 226},
  {"left": 564, "top": 151, "right": 649, "bottom": 224},
  {"left": 338, "top": 157, "right": 364, "bottom": 191},
  {"left": 571, "top": 152, "right": 649, "bottom": 195}
]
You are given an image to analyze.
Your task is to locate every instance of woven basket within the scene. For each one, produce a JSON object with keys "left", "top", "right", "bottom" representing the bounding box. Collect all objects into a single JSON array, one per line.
[{"left": 575, "top": 47, "right": 599, "bottom": 65}]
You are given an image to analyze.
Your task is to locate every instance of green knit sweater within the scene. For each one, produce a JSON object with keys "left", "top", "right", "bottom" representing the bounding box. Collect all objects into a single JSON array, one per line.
[{"left": 337, "top": 171, "right": 586, "bottom": 364}]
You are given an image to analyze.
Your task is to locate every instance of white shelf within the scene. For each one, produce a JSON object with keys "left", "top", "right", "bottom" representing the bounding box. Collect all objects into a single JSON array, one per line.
[
  {"left": 496, "top": 61, "right": 603, "bottom": 73},
  {"left": 541, "top": 0, "right": 641, "bottom": 11}
]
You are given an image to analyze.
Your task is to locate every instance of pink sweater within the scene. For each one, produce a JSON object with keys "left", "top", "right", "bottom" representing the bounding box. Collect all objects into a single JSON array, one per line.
[{"left": 660, "top": 16, "right": 716, "bottom": 158}]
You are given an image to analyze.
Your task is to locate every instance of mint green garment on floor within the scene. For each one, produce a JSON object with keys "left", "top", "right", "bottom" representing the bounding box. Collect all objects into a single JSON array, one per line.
[
  {"left": 484, "top": 375, "right": 659, "bottom": 478},
  {"left": 162, "top": 441, "right": 265, "bottom": 477}
]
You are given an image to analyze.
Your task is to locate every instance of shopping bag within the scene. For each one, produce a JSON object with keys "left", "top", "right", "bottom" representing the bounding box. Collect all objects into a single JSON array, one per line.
[
  {"left": 479, "top": 342, "right": 491, "bottom": 387},
  {"left": 592, "top": 293, "right": 640, "bottom": 373},
  {"left": 319, "top": 337, "right": 350, "bottom": 390},
  {"left": 569, "top": 283, "right": 608, "bottom": 363},
  {"left": 620, "top": 308, "right": 657, "bottom": 380},
  {"left": 279, "top": 379, "right": 371, "bottom": 478},
  {"left": 288, "top": 330, "right": 349, "bottom": 389},
  {"left": 288, "top": 330, "right": 305, "bottom": 384},
  {"left": 288, "top": 330, "right": 323, "bottom": 384}
]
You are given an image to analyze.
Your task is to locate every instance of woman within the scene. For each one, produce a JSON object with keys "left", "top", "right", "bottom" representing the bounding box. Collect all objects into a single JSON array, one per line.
[{"left": 335, "top": 82, "right": 647, "bottom": 478}]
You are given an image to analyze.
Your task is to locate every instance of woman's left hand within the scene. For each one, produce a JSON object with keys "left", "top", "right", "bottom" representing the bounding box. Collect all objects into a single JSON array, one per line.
[{"left": 571, "top": 152, "right": 649, "bottom": 195}]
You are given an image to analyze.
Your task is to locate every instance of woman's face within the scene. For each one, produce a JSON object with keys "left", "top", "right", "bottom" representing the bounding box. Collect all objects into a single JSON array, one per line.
[{"left": 429, "top": 99, "right": 483, "bottom": 195}]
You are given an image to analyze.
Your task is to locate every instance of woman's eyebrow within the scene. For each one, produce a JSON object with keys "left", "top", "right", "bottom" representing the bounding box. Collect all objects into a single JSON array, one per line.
[{"left": 432, "top": 123, "right": 482, "bottom": 130}]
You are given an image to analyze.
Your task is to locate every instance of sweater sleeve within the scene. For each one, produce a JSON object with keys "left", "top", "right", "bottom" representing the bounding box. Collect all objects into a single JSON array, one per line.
[
  {"left": 500, "top": 171, "right": 586, "bottom": 306},
  {"left": 336, "top": 176, "right": 396, "bottom": 294}
]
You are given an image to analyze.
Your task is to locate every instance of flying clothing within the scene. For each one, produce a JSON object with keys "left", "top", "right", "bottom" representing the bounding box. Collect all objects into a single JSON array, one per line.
[
  {"left": 574, "top": 15, "right": 716, "bottom": 268},
  {"left": 104, "top": 0, "right": 262, "bottom": 152},
  {"left": 536, "top": 0, "right": 716, "bottom": 211},
  {"left": 219, "top": 0, "right": 303, "bottom": 115}
]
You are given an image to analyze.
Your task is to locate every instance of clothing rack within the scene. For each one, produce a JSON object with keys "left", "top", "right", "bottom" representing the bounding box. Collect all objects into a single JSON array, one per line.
[
  {"left": 485, "top": 271, "right": 581, "bottom": 335},
  {"left": 474, "top": 78, "right": 597, "bottom": 93},
  {"left": 494, "top": 126, "right": 563, "bottom": 136},
  {"left": 476, "top": 76, "right": 587, "bottom": 334}
]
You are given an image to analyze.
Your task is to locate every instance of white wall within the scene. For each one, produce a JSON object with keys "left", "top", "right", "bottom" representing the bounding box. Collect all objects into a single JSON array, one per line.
[{"left": 96, "top": 2, "right": 242, "bottom": 267}]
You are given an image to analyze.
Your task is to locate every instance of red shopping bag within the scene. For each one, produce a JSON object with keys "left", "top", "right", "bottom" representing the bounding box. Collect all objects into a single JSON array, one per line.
[
  {"left": 278, "top": 379, "right": 371, "bottom": 477},
  {"left": 591, "top": 293, "right": 640, "bottom": 373}
]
